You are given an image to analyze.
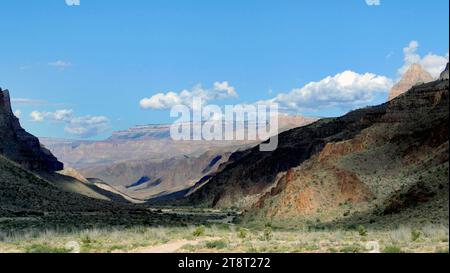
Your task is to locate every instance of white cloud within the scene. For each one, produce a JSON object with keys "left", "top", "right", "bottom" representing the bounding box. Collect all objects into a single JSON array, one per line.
[
  {"left": 262, "top": 71, "right": 393, "bottom": 112},
  {"left": 30, "top": 109, "right": 110, "bottom": 138},
  {"left": 140, "top": 81, "right": 238, "bottom": 110},
  {"left": 48, "top": 60, "right": 72, "bottom": 69},
  {"left": 30, "top": 109, "right": 73, "bottom": 122},
  {"left": 65, "top": 0, "right": 80, "bottom": 6},
  {"left": 53, "top": 109, "right": 74, "bottom": 121},
  {"left": 365, "top": 0, "right": 381, "bottom": 6},
  {"left": 14, "top": 109, "right": 22, "bottom": 118},
  {"left": 399, "top": 41, "right": 449, "bottom": 78},
  {"left": 30, "top": 111, "right": 45, "bottom": 122},
  {"left": 65, "top": 116, "right": 110, "bottom": 138},
  {"left": 12, "top": 98, "right": 50, "bottom": 106}
]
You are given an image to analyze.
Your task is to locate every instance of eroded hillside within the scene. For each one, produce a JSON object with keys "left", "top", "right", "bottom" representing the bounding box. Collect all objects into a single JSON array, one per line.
[{"left": 187, "top": 79, "right": 449, "bottom": 228}]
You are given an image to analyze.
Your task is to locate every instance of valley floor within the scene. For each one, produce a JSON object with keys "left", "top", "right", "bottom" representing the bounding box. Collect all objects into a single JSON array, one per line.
[{"left": 0, "top": 222, "right": 448, "bottom": 253}]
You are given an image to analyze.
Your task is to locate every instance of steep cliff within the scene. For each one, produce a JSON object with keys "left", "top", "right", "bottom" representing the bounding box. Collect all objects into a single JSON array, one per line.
[
  {"left": 0, "top": 88, "right": 63, "bottom": 172},
  {"left": 440, "top": 62, "right": 449, "bottom": 80},
  {"left": 249, "top": 79, "right": 448, "bottom": 225}
]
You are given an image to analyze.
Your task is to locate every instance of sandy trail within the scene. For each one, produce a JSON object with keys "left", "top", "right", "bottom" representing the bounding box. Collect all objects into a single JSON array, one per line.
[{"left": 123, "top": 237, "right": 222, "bottom": 253}]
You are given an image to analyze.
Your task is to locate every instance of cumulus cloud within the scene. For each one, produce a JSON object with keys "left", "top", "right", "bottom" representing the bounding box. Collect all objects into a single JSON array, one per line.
[
  {"left": 48, "top": 60, "right": 72, "bottom": 69},
  {"left": 140, "top": 81, "right": 238, "bottom": 110},
  {"left": 261, "top": 71, "right": 393, "bottom": 112},
  {"left": 365, "top": 0, "right": 381, "bottom": 6},
  {"left": 30, "top": 109, "right": 73, "bottom": 122},
  {"left": 30, "top": 109, "right": 110, "bottom": 138},
  {"left": 14, "top": 109, "right": 22, "bottom": 118},
  {"left": 399, "top": 41, "right": 449, "bottom": 78},
  {"left": 30, "top": 111, "right": 45, "bottom": 122}
]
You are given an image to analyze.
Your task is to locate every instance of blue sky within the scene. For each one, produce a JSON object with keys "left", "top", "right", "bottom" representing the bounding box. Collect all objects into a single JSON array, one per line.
[{"left": 0, "top": 0, "right": 448, "bottom": 139}]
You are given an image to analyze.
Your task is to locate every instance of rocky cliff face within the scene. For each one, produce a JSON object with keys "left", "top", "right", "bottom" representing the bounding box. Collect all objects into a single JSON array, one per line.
[
  {"left": 186, "top": 74, "right": 449, "bottom": 226},
  {"left": 249, "top": 79, "right": 448, "bottom": 224},
  {"left": 186, "top": 103, "right": 388, "bottom": 209},
  {"left": 440, "top": 62, "right": 449, "bottom": 80},
  {"left": 0, "top": 88, "right": 63, "bottom": 172},
  {"left": 388, "top": 64, "right": 434, "bottom": 100}
]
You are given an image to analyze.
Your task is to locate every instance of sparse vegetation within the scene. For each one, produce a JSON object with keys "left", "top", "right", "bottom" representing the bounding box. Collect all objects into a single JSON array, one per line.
[
  {"left": 262, "top": 227, "right": 273, "bottom": 241},
  {"left": 411, "top": 229, "right": 421, "bottom": 242},
  {"left": 192, "top": 226, "right": 206, "bottom": 237},
  {"left": 205, "top": 240, "right": 228, "bottom": 249},
  {"left": 383, "top": 245, "right": 404, "bottom": 253},
  {"left": 25, "top": 244, "right": 68, "bottom": 253},
  {"left": 0, "top": 223, "right": 447, "bottom": 253},
  {"left": 237, "top": 227, "right": 249, "bottom": 239},
  {"left": 358, "top": 225, "right": 367, "bottom": 237},
  {"left": 340, "top": 244, "right": 364, "bottom": 253}
]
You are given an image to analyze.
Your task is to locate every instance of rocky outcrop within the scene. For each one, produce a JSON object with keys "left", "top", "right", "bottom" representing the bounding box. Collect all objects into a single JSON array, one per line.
[
  {"left": 388, "top": 64, "right": 434, "bottom": 100},
  {"left": 57, "top": 167, "right": 89, "bottom": 183},
  {"left": 0, "top": 88, "right": 63, "bottom": 172},
  {"left": 440, "top": 63, "right": 449, "bottom": 80}
]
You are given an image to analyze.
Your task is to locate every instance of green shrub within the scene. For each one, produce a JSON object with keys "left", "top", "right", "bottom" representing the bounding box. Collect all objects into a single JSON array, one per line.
[
  {"left": 383, "top": 245, "right": 404, "bottom": 253},
  {"left": 358, "top": 225, "right": 367, "bottom": 237},
  {"left": 192, "top": 226, "right": 205, "bottom": 237},
  {"left": 205, "top": 240, "right": 227, "bottom": 249},
  {"left": 25, "top": 244, "right": 68, "bottom": 253},
  {"left": 81, "top": 234, "right": 94, "bottom": 244},
  {"left": 181, "top": 244, "right": 197, "bottom": 252},
  {"left": 237, "top": 228, "right": 248, "bottom": 239},
  {"left": 262, "top": 227, "right": 273, "bottom": 241},
  {"left": 340, "top": 244, "right": 363, "bottom": 253},
  {"left": 411, "top": 229, "right": 421, "bottom": 242}
]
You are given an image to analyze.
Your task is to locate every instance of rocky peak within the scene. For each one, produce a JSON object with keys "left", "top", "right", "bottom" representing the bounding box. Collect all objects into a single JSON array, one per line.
[
  {"left": 389, "top": 64, "right": 434, "bottom": 100},
  {"left": 440, "top": 62, "right": 449, "bottom": 80},
  {"left": 0, "top": 88, "right": 13, "bottom": 116},
  {"left": 0, "top": 88, "right": 63, "bottom": 172}
]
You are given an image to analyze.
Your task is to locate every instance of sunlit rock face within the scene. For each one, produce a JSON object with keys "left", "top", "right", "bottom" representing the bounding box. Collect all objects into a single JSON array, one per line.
[
  {"left": 440, "top": 63, "right": 449, "bottom": 80},
  {"left": 388, "top": 64, "right": 434, "bottom": 101}
]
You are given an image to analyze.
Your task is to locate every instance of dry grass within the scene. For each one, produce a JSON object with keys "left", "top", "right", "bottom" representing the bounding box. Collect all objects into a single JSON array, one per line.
[{"left": 0, "top": 224, "right": 447, "bottom": 253}]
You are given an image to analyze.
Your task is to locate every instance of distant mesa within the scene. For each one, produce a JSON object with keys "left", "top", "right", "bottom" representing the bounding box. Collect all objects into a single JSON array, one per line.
[{"left": 388, "top": 64, "right": 434, "bottom": 101}]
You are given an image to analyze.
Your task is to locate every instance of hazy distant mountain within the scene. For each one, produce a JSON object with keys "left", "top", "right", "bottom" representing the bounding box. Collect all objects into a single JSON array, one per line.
[
  {"left": 40, "top": 115, "right": 316, "bottom": 200},
  {"left": 81, "top": 149, "right": 237, "bottom": 200},
  {"left": 388, "top": 64, "right": 434, "bottom": 100},
  {"left": 41, "top": 115, "right": 316, "bottom": 170}
]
